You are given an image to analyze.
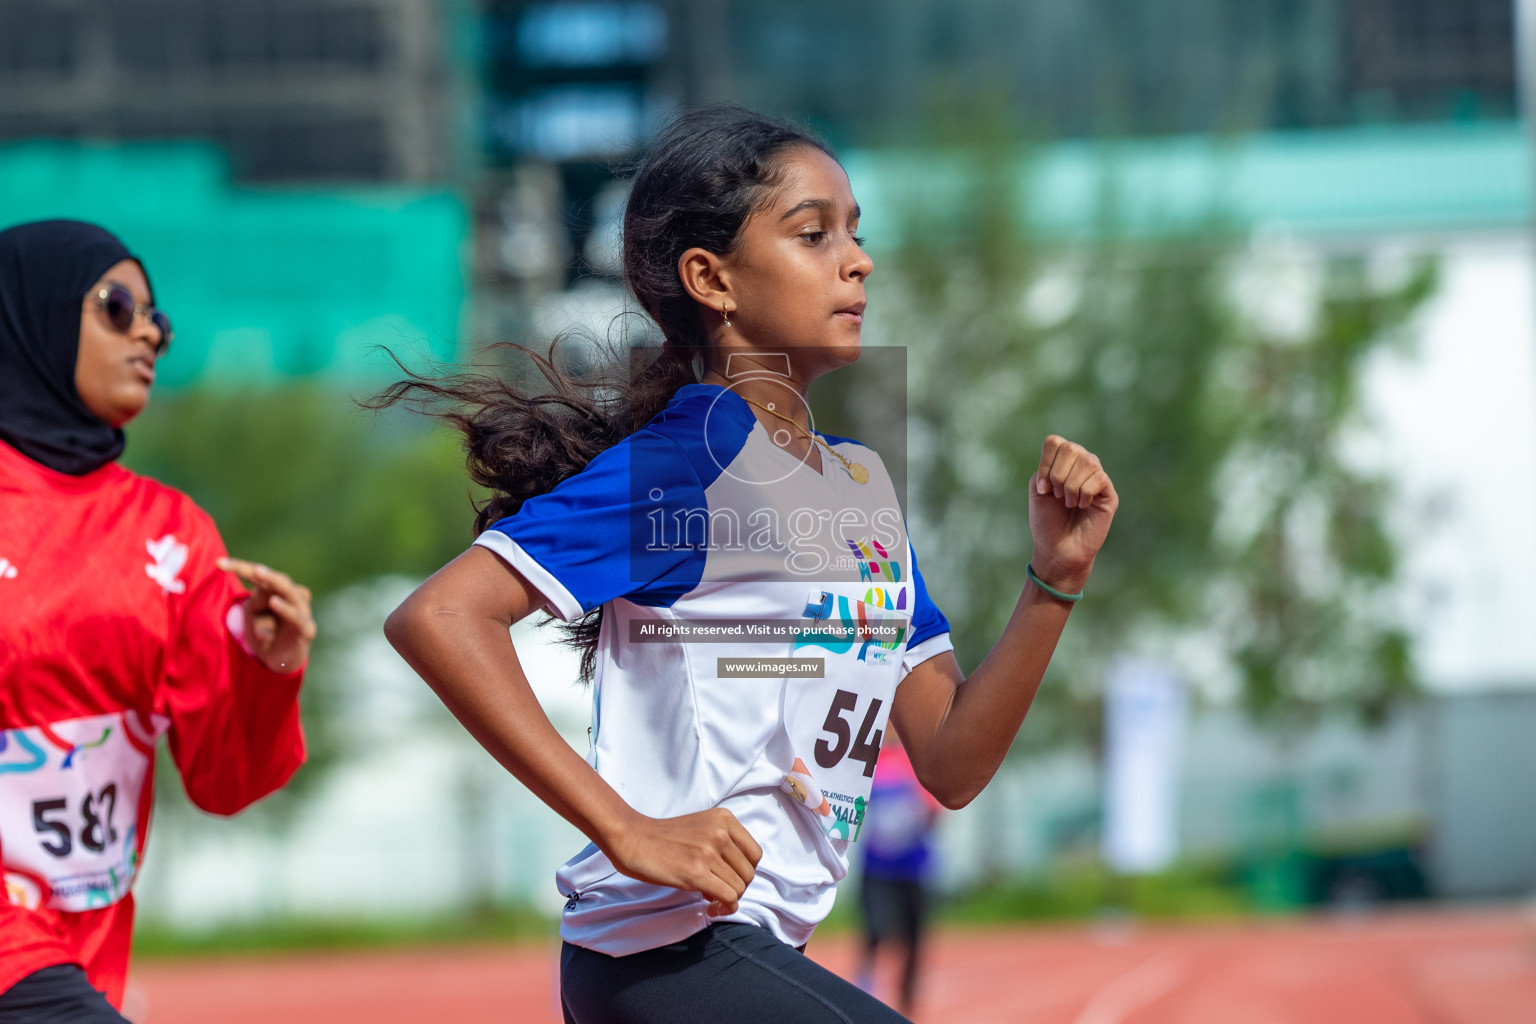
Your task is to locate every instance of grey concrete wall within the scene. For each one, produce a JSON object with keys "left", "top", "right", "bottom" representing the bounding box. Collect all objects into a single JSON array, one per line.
[{"left": 1428, "top": 690, "right": 1536, "bottom": 898}]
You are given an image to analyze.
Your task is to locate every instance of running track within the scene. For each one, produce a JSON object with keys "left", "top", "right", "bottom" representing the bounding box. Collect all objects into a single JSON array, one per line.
[{"left": 127, "top": 908, "right": 1535, "bottom": 1023}]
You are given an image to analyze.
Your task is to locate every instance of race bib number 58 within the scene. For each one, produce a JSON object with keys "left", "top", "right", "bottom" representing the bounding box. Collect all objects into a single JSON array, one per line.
[{"left": 0, "top": 711, "right": 165, "bottom": 912}]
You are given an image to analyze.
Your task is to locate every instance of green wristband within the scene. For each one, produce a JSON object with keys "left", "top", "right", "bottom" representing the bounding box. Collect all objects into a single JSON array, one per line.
[{"left": 1026, "top": 562, "right": 1084, "bottom": 603}]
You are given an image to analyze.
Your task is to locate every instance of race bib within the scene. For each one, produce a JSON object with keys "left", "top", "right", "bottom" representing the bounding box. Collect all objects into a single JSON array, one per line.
[
  {"left": 781, "top": 581, "right": 910, "bottom": 841},
  {"left": 0, "top": 710, "right": 166, "bottom": 912}
]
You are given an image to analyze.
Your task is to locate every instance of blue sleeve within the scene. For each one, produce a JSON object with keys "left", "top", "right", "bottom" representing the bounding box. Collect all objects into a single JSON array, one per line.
[
  {"left": 907, "top": 540, "right": 951, "bottom": 649},
  {"left": 472, "top": 430, "right": 707, "bottom": 620}
]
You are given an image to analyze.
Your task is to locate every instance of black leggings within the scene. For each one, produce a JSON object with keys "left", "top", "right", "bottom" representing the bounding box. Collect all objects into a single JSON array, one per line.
[
  {"left": 560, "top": 922, "right": 911, "bottom": 1024},
  {"left": 0, "top": 965, "right": 128, "bottom": 1024}
]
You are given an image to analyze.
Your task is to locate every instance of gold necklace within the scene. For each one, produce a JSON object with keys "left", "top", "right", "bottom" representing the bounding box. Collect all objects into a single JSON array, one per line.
[{"left": 740, "top": 396, "right": 869, "bottom": 484}]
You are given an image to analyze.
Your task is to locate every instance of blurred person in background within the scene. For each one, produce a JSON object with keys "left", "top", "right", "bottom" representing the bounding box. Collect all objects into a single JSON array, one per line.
[
  {"left": 0, "top": 220, "right": 314, "bottom": 1021},
  {"left": 856, "top": 736, "right": 942, "bottom": 1017},
  {"left": 385, "top": 107, "right": 1117, "bottom": 1024}
]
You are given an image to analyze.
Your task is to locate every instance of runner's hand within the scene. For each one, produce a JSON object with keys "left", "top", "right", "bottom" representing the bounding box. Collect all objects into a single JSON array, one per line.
[
  {"left": 219, "top": 557, "right": 317, "bottom": 674},
  {"left": 608, "top": 808, "right": 763, "bottom": 916},
  {"left": 1028, "top": 435, "right": 1118, "bottom": 594}
]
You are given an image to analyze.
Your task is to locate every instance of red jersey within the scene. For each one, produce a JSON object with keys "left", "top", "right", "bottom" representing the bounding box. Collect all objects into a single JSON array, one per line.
[{"left": 0, "top": 439, "right": 306, "bottom": 1007}]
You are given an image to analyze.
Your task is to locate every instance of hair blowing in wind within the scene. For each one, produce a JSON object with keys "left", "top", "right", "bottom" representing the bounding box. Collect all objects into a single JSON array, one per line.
[{"left": 371, "top": 107, "right": 834, "bottom": 677}]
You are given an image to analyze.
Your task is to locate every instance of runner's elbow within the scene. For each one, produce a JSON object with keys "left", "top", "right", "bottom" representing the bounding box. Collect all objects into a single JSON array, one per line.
[
  {"left": 916, "top": 768, "right": 982, "bottom": 810},
  {"left": 382, "top": 599, "right": 414, "bottom": 651},
  {"left": 933, "top": 785, "right": 979, "bottom": 811},
  {"left": 384, "top": 591, "right": 438, "bottom": 655}
]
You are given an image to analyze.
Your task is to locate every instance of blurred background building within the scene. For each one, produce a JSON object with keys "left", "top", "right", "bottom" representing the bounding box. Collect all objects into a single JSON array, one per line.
[
  {"left": 0, "top": 0, "right": 456, "bottom": 181},
  {"left": 475, "top": 0, "right": 1518, "bottom": 285},
  {"left": 0, "top": 0, "right": 1531, "bottom": 933}
]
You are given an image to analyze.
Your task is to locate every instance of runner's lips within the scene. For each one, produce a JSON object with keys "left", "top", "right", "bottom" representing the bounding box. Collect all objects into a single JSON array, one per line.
[
  {"left": 129, "top": 356, "right": 156, "bottom": 386},
  {"left": 834, "top": 302, "right": 866, "bottom": 322}
]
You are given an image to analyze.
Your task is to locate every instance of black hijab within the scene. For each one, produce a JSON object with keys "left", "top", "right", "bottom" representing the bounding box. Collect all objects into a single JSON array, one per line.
[{"left": 0, "top": 219, "right": 147, "bottom": 475}]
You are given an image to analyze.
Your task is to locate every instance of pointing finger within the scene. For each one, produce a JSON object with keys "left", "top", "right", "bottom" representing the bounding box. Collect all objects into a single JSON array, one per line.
[{"left": 219, "top": 557, "right": 273, "bottom": 591}]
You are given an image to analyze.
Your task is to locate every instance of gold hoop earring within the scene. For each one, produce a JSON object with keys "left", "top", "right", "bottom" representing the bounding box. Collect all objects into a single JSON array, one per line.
[{"left": 721, "top": 305, "right": 732, "bottom": 328}]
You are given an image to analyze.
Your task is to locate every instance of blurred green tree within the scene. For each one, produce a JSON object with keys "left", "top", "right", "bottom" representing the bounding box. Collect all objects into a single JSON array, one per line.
[
  {"left": 124, "top": 387, "right": 480, "bottom": 597},
  {"left": 123, "top": 387, "right": 482, "bottom": 808},
  {"left": 871, "top": 139, "right": 1435, "bottom": 739}
]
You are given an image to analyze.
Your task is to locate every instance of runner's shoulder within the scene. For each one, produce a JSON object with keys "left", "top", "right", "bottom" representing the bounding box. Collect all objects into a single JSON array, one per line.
[{"left": 111, "top": 466, "right": 221, "bottom": 543}]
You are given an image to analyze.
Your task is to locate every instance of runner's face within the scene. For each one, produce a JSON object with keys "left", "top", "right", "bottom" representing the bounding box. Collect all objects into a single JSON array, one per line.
[
  {"left": 719, "top": 147, "right": 872, "bottom": 378},
  {"left": 75, "top": 260, "right": 159, "bottom": 427}
]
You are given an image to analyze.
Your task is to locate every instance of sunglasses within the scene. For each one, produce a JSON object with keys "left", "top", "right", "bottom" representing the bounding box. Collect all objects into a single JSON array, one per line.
[{"left": 91, "top": 283, "right": 173, "bottom": 357}]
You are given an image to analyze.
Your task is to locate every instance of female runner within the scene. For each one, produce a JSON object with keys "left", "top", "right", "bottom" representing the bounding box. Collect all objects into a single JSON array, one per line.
[
  {"left": 385, "top": 107, "right": 1117, "bottom": 1023},
  {"left": 0, "top": 220, "right": 314, "bottom": 1021}
]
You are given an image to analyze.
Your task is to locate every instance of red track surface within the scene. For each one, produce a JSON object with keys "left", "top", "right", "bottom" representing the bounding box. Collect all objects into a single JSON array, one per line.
[{"left": 128, "top": 908, "right": 1536, "bottom": 1024}]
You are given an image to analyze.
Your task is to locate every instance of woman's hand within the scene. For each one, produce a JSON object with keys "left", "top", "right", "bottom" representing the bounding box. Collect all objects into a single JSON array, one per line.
[
  {"left": 1028, "top": 435, "right": 1118, "bottom": 593},
  {"left": 607, "top": 808, "right": 763, "bottom": 917},
  {"left": 391, "top": 549, "right": 759, "bottom": 916},
  {"left": 218, "top": 557, "right": 317, "bottom": 674}
]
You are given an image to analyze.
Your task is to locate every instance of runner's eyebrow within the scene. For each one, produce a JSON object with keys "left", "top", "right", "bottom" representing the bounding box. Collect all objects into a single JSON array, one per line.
[{"left": 779, "top": 199, "right": 860, "bottom": 221}]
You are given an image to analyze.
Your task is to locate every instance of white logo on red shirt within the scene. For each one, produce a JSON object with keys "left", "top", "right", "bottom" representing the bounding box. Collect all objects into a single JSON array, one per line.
[
  {"left": 145, "top": 535, "right": 188, "bottom": 594},
  {"left": 0, "top": 557, "right": 16, "bottom": 579}
]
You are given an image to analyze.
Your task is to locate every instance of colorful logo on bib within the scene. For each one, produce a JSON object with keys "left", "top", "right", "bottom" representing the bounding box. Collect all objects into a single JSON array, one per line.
[
  {"left": 0, "top": 732, "right": 46, "bottom": 775},
  {"left": 3, "top": 866, "right": 48, "bottom": 909},
  {"left": 42, "top": 724, "right": 112, "bottom": 769},
  {"left": 0, "top": 712, "right": 164, "bottom": 913},
  {"left": 793, "top": 585, "right": 907, "bottom": 664},
  {"left": 847, "top": 538, "right": 902, "bottom": 584}
]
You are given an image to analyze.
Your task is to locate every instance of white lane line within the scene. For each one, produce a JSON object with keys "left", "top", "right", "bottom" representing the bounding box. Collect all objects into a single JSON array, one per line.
[{"left": 1070, "top": 950, "right": 1187, "bottom": 1024}]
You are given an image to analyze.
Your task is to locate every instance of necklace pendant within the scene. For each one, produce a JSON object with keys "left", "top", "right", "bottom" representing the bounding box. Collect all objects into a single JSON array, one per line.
[{"left": 848, "top": 462, "right": 869, "bottom": 485}]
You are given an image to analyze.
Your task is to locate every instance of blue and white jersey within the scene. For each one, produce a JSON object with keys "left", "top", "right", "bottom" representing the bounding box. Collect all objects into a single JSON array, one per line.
[{"left": 473, "top": 382, "right": 952, "bottom": 954}]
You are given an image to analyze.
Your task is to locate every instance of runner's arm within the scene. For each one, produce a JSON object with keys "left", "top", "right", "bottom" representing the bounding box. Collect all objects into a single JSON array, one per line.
[
  {"left": 888, "top": 592, "right": 1073, "bottom": 809},
  {"left": 890, "top": 436, "right": 1117, "bottom": 809},
  {"left": 385, "top": 547, "right": 762, "bottom": 914},
  {"left": 161, "top": 518, "right": 306, "bottom": 816}
]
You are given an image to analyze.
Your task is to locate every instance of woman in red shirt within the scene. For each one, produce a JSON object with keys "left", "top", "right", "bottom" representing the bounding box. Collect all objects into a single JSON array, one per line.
[{"left": 0, "top": 220, "right": 315, "bottom": 1020}]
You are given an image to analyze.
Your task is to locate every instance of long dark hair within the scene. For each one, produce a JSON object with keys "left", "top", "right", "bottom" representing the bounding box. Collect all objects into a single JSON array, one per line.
[{"left": 377, "top": 106, "right": 835, "bottom": 679}]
